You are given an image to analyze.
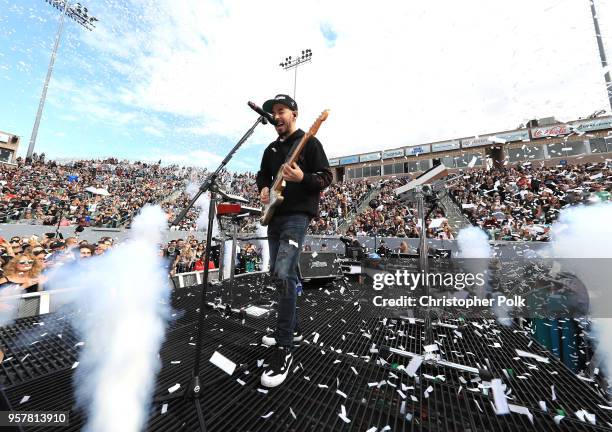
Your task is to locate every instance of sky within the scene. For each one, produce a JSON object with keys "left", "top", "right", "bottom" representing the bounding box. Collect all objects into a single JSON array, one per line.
[{"left": 1, "top": 0, "right": 612, "bottom": 172}]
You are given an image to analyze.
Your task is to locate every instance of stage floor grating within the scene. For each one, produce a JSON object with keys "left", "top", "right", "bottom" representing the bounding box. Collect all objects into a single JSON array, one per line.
[{"left": 1, "top": 269, "right": 611, "bottom": 431}]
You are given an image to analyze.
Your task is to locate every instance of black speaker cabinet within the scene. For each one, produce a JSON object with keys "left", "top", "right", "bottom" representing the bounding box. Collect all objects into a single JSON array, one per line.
[{"left": 298, "top": 252, "right": 343, "bottom": 283}]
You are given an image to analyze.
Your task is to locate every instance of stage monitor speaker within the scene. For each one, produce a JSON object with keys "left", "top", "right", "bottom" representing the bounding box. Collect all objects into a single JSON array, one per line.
[
  {"left": 298, "top": 252, "right": 343, "bottom": 282},
  {"left": 435, "top": 248, "right": 451, "bottom": 258}
]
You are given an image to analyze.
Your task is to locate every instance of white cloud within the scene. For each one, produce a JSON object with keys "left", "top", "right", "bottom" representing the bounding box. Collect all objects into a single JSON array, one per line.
[
  {"left": 142, "top": 126, "right": 164, "bottom": 137},
  {"left": 51, "top": 0, "right": 612, "bottom": 161}
]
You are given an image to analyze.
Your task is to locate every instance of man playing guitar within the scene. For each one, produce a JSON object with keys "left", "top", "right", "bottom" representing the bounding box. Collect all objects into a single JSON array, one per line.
[{"left": 256, "top": 94, "right": 332, "bottom": 387}]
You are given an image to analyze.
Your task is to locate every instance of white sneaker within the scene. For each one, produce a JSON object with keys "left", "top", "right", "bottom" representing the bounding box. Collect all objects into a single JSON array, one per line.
[
  {"left": 261, "top": 329, "right": 303, "bottom": 346},
  {"left": 261, "top": 346, "right": 293, "bottom": 388}
]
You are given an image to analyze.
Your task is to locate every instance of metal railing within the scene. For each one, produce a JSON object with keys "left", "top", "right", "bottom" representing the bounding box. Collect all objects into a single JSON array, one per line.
[{"left": 337, "top": 187, "right": 382, "bottom": 234}]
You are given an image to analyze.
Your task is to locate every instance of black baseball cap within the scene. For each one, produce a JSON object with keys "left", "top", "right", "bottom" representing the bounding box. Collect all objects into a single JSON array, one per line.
[
  {"left": 50, "top": 240, "right": 65, "bottom": 249},
  {"left": 262, "top": 94, "right": 298, "bottom": 113}
]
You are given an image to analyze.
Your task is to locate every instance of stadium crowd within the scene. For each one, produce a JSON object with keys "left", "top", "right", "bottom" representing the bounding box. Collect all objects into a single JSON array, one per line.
[
  {"left": 163, "top": 170, "right": 261, "bottom": 232},
  {"left": 0, "top": 158, "right": 188, "bottom": 228},
  {"left": 448, "top": 161, "right": 612, "bottom": 241},
  {"left": 345, "top": 178, "right": 454, "bottom": 239},
  {"left": 0, "top": 233, "right": 116, "bottom": 293},
  {"left": 308, "top": 179, "right": 374, "bottom": 235}
]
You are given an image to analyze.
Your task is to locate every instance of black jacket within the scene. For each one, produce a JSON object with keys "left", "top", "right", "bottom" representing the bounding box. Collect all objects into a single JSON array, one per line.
[{"left": 256, "top": 129, "right": 332, "bottom": 219}]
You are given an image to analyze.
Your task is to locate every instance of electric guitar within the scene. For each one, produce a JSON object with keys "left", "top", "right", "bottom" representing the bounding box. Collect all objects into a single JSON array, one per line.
[{"left": 260, "top": 110, "right": 330, "bottom": 226}]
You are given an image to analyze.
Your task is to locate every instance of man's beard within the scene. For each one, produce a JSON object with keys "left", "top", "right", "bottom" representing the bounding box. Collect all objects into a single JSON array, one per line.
[{"left": 277, "top": 127, "right": 290, "bottom": 140}]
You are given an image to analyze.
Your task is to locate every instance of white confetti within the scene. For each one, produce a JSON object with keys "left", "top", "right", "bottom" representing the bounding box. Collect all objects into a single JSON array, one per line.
[
  {"left": 508, "top": 404, "right": 533, "bottom": 423},
  {"left": 161, "top": 403, "right": 168, "bottom": 415},
  {"left": 71, "top": 361, "right": 79, "bottom": 369},
  {"left": 575, "top": 409, "right": 596, "bottom": 425},
  {"left": 289, "top": 407, "right": 297, "bottom": 420},
  {"left": 338, "top": 405, "right": 351, "bottom": 423},
  {"left": 515, "top": 349, "right": 549, "bottom": 363},
  {"left": 491, "top": 379, "right": 509, "bottom": 415},
  {"left": 168, "top": 383, "right": 181, "bottom": 394},
  {"left": 423, "top": 344, "right": 438, "bottom": 353},
  {"left": 406, "top": 355, "right": 423, "bottom": 377},
  {"left": 209, "top": 351, "right": 236, "bottom": 375},
  {"left": 336, "top": 389, "right": 347, "bottom": 398},
  {"left": 20, "top": 395, "right": 30, "bottom": 404},
  {"left": 261, "top": 411, "right": 274, "bottom": 419}
]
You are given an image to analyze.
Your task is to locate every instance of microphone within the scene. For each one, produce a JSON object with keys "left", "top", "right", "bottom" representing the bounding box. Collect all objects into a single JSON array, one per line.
[{"left": 248, "top": 101, "right": 277, "bottom": 126}]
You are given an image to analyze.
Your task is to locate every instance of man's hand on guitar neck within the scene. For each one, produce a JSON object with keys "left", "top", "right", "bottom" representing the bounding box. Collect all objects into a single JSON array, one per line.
[{"left": 282, "top": 162, "right": 304, "bottom": 183}]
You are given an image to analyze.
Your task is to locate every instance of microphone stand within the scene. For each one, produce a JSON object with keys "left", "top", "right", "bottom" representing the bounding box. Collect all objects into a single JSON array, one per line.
[
  {"left": 155, "top": 115, "right": 268, "bottom": 432},
  {"left": 54, "top": 200, "right": 67, "bottom": 239}
]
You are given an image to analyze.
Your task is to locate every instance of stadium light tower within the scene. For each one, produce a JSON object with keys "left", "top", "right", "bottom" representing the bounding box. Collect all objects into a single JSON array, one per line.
[
  {"left": 589, "top": 0, "right": 612, "bottom": 113},
  {"left": 26, "top": 0, "right": 98, "bottom": 160},
  {"left": 278, "top": 49, "right": 313, "bottom": 100}
]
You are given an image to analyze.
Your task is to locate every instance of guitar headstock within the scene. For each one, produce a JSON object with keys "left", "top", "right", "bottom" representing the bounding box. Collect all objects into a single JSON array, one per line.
[{"left": 308, "top": 110, "right": 330, "bottom": 136}]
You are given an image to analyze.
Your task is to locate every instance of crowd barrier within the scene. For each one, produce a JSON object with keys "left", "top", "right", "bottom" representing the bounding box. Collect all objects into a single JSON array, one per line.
[
  {"left": 1, "top": 268, "right": 264, "bottom": 320},
  {"left": 0, "top": 224, "right": 549, "bottom": 258},
  {"left": 170, "top": 269, "right": 219, "bottom": 289},
  {"left": 1, "top": 288, "right": 74, "bottom": 319}
]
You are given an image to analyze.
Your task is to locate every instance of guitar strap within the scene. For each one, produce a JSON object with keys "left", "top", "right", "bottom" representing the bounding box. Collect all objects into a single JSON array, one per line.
[
  {"left": 273, "top": 132, "right": 305, "bottom": 183},
  {"left": 283, "top": 132, "right": 304, "bottom": 163}
]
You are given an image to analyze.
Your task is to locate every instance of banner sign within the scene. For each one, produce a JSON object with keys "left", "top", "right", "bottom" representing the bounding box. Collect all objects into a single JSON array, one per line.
[
  {"left": 532, "top": 118, "right": 612, "bottom": 139},
  {"left": 495, "top": 130, "right": 530, "bottom": 143},
  {"left": 461, "top": 130, "right": 530, "bottom": 147},
  {"left": 359, "top": 152, "right": 381, "bottom": 162},
  {"left": 0, "top": 133, "right": 10, "bottom": 143},
  {"left": 329, "top": 158, "right": 339, "bottom": 166},
  {"left": 406, "top": 144, "right": 431, "bottom": 156},
  {"left": 461, "top": 137, "right": 493, "bottom": 148},
  {"left": 431, "top": 140, "right": 460, "bottom": 152},
  {"left": 382, "top": 149, "right": 404, "bottom": 159},
  {"left": 573, "top": 117, "right": 612, "bottom": 133},
  {"left": 531, "top": 125, "right": 570, "bottom": 139},
  {"left": 339, "top": 155, "right": 359, "bottom": 165}
]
